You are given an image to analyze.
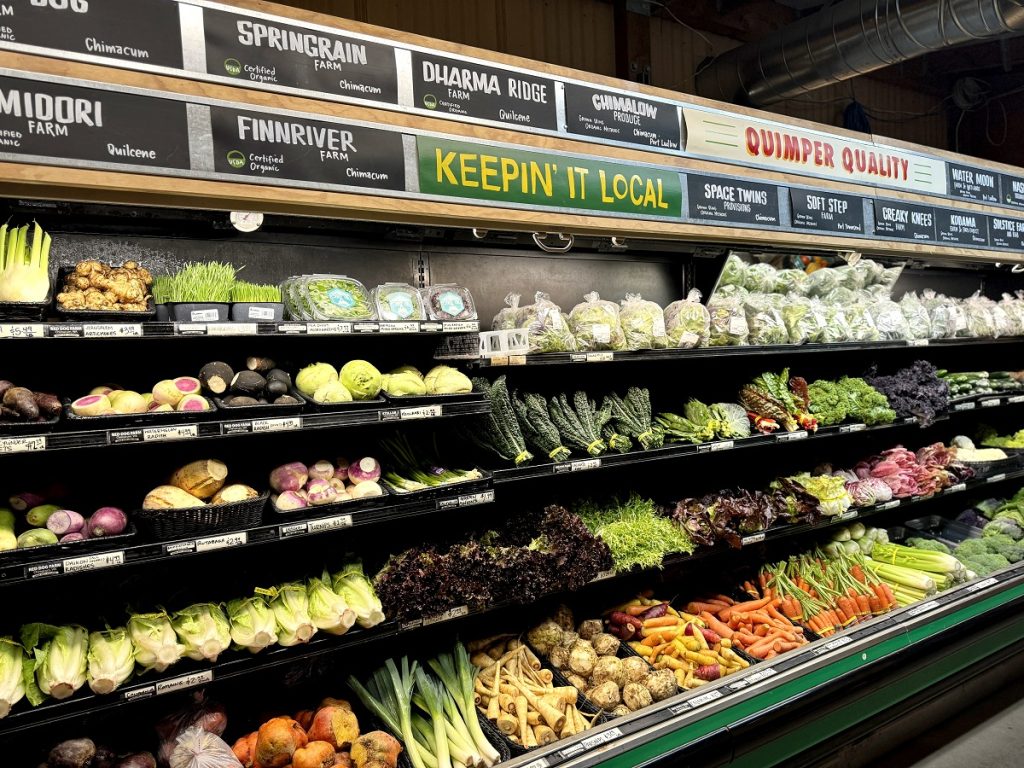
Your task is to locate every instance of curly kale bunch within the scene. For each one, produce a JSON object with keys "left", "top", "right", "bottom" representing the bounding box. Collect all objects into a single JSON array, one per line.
[{"left": 865, "top": 360, "right": 949, "bottom": 426}]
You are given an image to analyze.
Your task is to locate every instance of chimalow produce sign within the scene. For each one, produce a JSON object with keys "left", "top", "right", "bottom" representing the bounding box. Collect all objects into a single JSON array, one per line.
[{"left": 1, "top": 0, "right": 1022, "bottom": 210}]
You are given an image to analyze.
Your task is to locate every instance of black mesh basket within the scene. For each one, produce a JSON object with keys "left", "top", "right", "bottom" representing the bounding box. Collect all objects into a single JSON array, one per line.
[{"left": 133, "top": 493, "right": 268, "bottom": 541}]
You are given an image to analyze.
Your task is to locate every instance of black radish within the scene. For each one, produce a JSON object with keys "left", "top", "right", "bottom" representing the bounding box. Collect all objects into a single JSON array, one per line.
[
  {"left": 246, "top": 355, "right": 276, "bottom": 373},
  {"left": 230, "top": 370, "right": 266, "bottom": 396},
  {"left": 199, "top": 361, "right": 234, "bottom": 395}
]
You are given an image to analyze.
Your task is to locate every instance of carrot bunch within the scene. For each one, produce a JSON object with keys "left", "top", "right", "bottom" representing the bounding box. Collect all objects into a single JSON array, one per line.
[
  {"left": 686, "top": 593, "right": 809, "bottom": 660},
  {"left": 612, "top": 596, "right": 749, "bottom": 689},
  {"left": 745, "top": 551, "right": 898, "bottom": 638}
]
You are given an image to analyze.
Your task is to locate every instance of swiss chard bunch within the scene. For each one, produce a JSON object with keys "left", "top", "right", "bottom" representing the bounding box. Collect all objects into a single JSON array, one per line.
[{"left": 740, "top": 368, "right": 817, "bottom": 433}]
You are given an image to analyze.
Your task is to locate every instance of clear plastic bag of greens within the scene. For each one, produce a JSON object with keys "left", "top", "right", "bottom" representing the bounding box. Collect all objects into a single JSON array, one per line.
[
  {"left": 300, "top": 275, "right": 374, "bottom": 320},
  {"left": 844, "top": 299, "right": 881, "bottom": 341},
  {"left": 422, "top": 284, "right": 477, "bottom": 321},
  {"left": 834, "top": 264, "right": 867, "bottom": 291},
  {"left": 712, "top": 283, "right": 749, "bottom": 302},
  {"left": 774, "top": 268, "right": 809, "bottom": 296},
  {"left": 824, "top": 286, "right": 859, "bottom": 306},
  {"left": 876, "top": 264, "right": 905, "bottom": 293},
  {"left": 860, "top": 258, "right": 887, "bottom": 286},
  {"left": 743, "top": 262, "right": 778, "bottom": 293},
  {"left": 964, "top": 293, "right": 996, "bottom": 338},
  {"left": 372, "top": 282, "right": 426, "bottom": 321},
  {"left": 744, "top": 293, "right": 789, "bottom": 345},
  {"left": 718, "top": 253, "right": 747, "bottom": 288},
  {"left": 664, "top": 289, "right": 710, "bottom": 348},
  {"left": 899, "top": 291, "right": 932, "bottom": 340},
  {"left": 819, "top": 301, "right": 852, "bottom": 343},
  {"left": 569, "top": 291, "right": 626, "bottom": 351},
  {"left": 806, "top": 267, "right": 842, "bottom": 297},
  {"left": 491, "top": 292, "right": 521, "bottom": 331},
  {"left": 1001, "top": 293, "right": 1024, "bottom": 336},
  {"left": 871, "top": 298, "right": 911, "bottom": 340},
  {"left": 782, "top": 295, "right": 826, "bottom": 344},
  {"left": 517, "top": 292, "right": 576, "bottom": 353},
  {"left": 921, "top": 290, "right": 957, "bottom": 338},
  {"left": 986, "top": 296, "right": 1014, "bottom": 338},
  {"left": 619, "top": 293, "right": 668, "bottom": 350},
  {"left": 708, "top": 296, "right": 749, "bottom": 346}
]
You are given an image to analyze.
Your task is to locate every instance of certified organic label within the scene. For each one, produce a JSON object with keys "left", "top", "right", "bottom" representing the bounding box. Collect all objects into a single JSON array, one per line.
[
  {"left": 194, "top": 532, "right": 247, "bottom": 552},
  {"left": 564, "top": 83, "right": 680, "bottom": 150},
  {"left": 63, "top": 550, "right": 124, "bottom": 573},
  {"left": 423, "top": 605, "right": 468, "bottom": 625},
  {"left": 212, "top": 106, "right": 405, "bottom": 190},
  {"left": 142, "top": 424, "right": 198, "bottom": 442},
  {"left": 873, "top": 200, "right": 936, "bottom": 241},
  {"left": 83, "top": 323, "right": 143, "bottom": 337},
  {"left": 0, "top": 0, "right": 184, "bottom": 68},
  {"left": 202, "top": 7, "right": 399, "bottom": 103},
  {"left": 687, "top": 175, "right": 781, "bottom": 226},
  {"left": 0, "top": 435, "right": 46, "bottom": 454},
  {"left": 412, "top": 51, "right": 557, "bottom": 130},
  {"left": 0, "top": 74, "right": 191, "bottom": 169},
  {"left": 156, "top": 670, "right": 213, "bottom": 695}
]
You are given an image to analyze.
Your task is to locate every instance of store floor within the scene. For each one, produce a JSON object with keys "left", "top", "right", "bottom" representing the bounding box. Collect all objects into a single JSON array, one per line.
[{"left": 874, "top": 682, "right": 1024, "bottom": 768}]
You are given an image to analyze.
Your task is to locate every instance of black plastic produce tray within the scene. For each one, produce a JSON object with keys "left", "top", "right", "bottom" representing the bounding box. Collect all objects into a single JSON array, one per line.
[
  {"left": 0, "top": 524, "right": 137, "bottom": 561},
  {"left": 133, "top": 493, "right": 269, "bottom": 541},
  {"left": 270, "top": 483, "right": 390, "bottom": 515},
  {"left": 381, "top": 390, "right": 486, "bottom": 406},
  {"left": 56, "top": 302, "right": 156, "bottom": 322},
  {"left": 63, "top": 396, "right": 219, "bottom": 428},
  {"left": 301, "top": 395, "right": 386, "bottom": 412},
  {"left": 0, "top": 413, "right": 61, "bottom": 435},
  {"left": 0, "top": 297, "right": 50, "bottom": 321},
  {"left": 381, "top": 469, "right": 491, "bottom": 498},
  {"left": 957, "top": 454, "right": 1022, "bottom": 479},
  {"left": 213, "top": 388, "right": 306, "bottom": 418}
]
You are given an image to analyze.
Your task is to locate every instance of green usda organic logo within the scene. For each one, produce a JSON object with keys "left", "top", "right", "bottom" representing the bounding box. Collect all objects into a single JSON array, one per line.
[
  {"left": 224, "top": 58, "right": 242, "bottom": 76},
  {"left": 226, "top": 150, "right": 247, "bottom": 170},
  {"left": 422, "top": 94, "right": 438, "bottom": 110}
]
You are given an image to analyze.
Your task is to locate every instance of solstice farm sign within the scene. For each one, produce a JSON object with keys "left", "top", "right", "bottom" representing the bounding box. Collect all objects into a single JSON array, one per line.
[{"left": 683, "top": 108, "right": 947, "bottom": 196}]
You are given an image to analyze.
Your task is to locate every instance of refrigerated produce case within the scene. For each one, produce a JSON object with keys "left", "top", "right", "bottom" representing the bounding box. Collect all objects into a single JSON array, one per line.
[{"left": 2, "top": 2, "right": 1024, "bottom": 766}]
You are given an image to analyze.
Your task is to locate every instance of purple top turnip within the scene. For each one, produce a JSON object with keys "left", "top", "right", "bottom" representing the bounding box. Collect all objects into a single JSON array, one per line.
[
  {"left": 88, "top": 507, "right": 127, "bottom": 537},
  {"left": 274, "top": 491, "right": 308, "bottom": 511},
  {"left": 306, "top": 479, "right": 338, "bottom": 505},
  {"left": 348, "top": 457, "right": 381, "bottom": 485},
  {"left": 269, "top": 462, "right": 308, "bottom": 493},
  {"left": 308, "top": 460, "right": 334, "bottom": 481},
  {"left": 335, "top": 458, "right": 350, "bottom": 481}
]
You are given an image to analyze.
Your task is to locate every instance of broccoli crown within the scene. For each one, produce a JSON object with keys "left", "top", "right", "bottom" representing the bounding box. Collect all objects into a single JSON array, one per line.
[
  {"left": 960, "top": 553, "right": 1011, "bottom": 576},
  {"left": 954, "top": 539, "right": 990, "bottom": 558},
  {"left": 906, "top": 537, "right": 951, "bottom": 554},
  {"left": 993, "top": 507, "right": 1024, "bottom": 532},
  {"left": 983, "top": 518, "right": 1024, "bottom": 540},
  {"left": 981, "top": 533, "right": 1024, "bottom": 562}
]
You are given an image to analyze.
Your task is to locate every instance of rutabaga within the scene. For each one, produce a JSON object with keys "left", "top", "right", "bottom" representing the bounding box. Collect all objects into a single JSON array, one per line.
[
  {"left": 22, "top": 624, "right": 88, "bottom": 701},
  {"left": 270, "top": 582, "right": 317, "bottom": 646},
  {"left": 332, "top": 560, "right": 385, "bottom": 628},
  {"left": 226, "top": 596, "right": 278, "bottom": 654},
  {"left": 128, "top": 611, "right": 186, "bottom": 673},
  {"left": 171, "top": 604, "right": 232, "bottom": 663},
  {"left": 86, "top": 627, "right": 134, "bottom": 695},
  {"left": 307, "top": 574, "right": 356, "bottom": 636},
  {"left": 0, "top": 637, "right": 25, "bottom": 718}
]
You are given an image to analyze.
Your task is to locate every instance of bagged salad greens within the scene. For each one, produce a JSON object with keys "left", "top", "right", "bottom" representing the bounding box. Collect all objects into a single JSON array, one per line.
[
  {"left": 491, "top": 292, "right": 521, "bottom": 331},
  {"left": 774, "top": 268, "right": 809, "bottom": 296},
  {"left": 921, "top": 290, "right": 959, "bottom": 338},
  {"left": 806, "top": 266, "right": 842, "bottom": 297},
  {"left": 1001, "top": 293, "right": 1024, "bottom": 336},
  {"left": 819, "top": 301, "right": 852, "bottom": 343},
  {"left": 664, "top": 289, "right": 710, "bottom": 348},
  {"left": 843, "top": 300, "right": 881, "bottom": 341},
  {"left": 619, "top": 293, "right": 668, "bottom": 350},
  {"left": 422, "top": 283, "right": 477, "bottom": 320},
  {"left": 372, "top": 282, "right": 425, "bottom": 321},
  {"left": 708, "top": 296, "right": 748, "bottom": 346},
  {"left": 569, "top": 291, "right": 626, "bottom": 351},
  {"left": 743, "top": 262, "right": 778, "bottom": 293},
  {"left": 781, "top": 295, "right": 827, "bottom": 344},
  {"left": 870, "top": 297, "right": 910, "bottom": 340},
  {"left": 718, "top": 253, "right": 747, "bottom": 288},
  {"left": 983, "top": 296, "right": 1014, "bottom": 338},
  {"left": 899, "top": 291, "right": 932, "bottom": 340},
  {"left": 518, "top": 291, "right": 576, "bottom": 353},
  {"left": 965, "top": 292, "right": 996, "bottom": 337},
  {"left": 743, "top": 293, "right": 788, "bottom": 345}
]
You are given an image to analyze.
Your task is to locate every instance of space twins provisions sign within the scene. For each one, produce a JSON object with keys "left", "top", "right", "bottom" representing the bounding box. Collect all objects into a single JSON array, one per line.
[
  {"left": 0, "top": 74, "right": 190, "bottom": 168},
  {"left": 210, "top": 106, "right": 405, "bottom": 190},
  {"left": 202, "top": 8, "right": 398, "bottom": 103}
]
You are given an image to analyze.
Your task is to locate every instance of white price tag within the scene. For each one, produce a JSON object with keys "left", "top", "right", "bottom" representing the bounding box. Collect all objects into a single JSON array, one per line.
[
  {"left": 83, "top": 323, "right": 143, "bottom": 338},
  {"left": 592, "top": 569, "right": 617, "bottom": 582},
  {"left": 423, "top": 605, "right": 469, "bottom": 626},
  {"left": 876, "top": 500, "right": 900, "bottom": 511},
  {"left": 194, "top": 532, "right": 247, "bottom": 552},
  {"left": 307, "top": 322, "right": 353, "bottom": 334},
  {"left": 252, "top": 417, "right": 301, "bottom": 433},
  {"left": 508, "top": 355, "right": 527, "bottom": 366},
  {"left": 558, "top": 744, "right": 586, "bottom": 760},
  {"left": 839, "top": 423, "right": 867, "bottom": 433},
  {"left": 176, "top": 323, "right": 207, "bottom": 335},
  {"left": 560, "top": 458, "right": 601, "bottom": 472},
  {"left": 906, "top": 600, "right": 939, "bottom": 618},
  {"left": 840, "top": 510, "right": 858, "bottom": 520},
  {"left": 247, "top": 306, "right": 276, "bottom": 321},
  {"left": 814, "top": 636, "right": 852, "bottom": 655},
  {"left": 156, "top": 670, "right": 213, "bottom": 695},
  {"left": 586, "top": 352, "right": 614, "bottom": 362},
  {"left": 679, "top": 331, "right": 700, "bottom": 347},
  {"left": 400, "top": 619, "right": 424, "bottom": 631},
  {"left": 711, "top": 440, "right": 734, "bottom": 451},
  {"left": 550, "top": 310, "right": 565, "bottom": 331},
  {"left": 1008, "top": 395, "right": 1024, "bottom": 404},
  {"left": 907, "top": 339, "right": 929, "bottom": 347},
  {"left": 0, "top": 324, "right": 43, "bottom": 338},
  {"left": 142, "top": 425, "right": 198, "bottom": 442},
  {"left": 776, "top": 431, "right": 808, "bottom": 442},
  {"left": 122, "top": 686, "right": 155, "bottom": 701},
  {"left": 353, "top": 322, "right": 379, "bottom": 333},
  {"left": 398, "top": 405, "right": 443, "bottom": 421},
  {"left": 457, "top": 490, "right": 494, "bottom": 508},
  {"left": 442, "top": 321, "right": 480, "bottom": 333},
  {"left": 278, "top": 522, "right": 309, "bottom": 538},
  {"left": 965, "top": 577, "right": 998, "bottom": 593},
  {"left": 207, "top": 323, "right": 258, "bottom": 336},
  {"left": 947, "top": 483, "right": 967, "bottom": 494},
  {"left": 378, "top": 322, "right": 420, "bottom": 333},
  {"left": 688, "top": 689, "right": 724, "bottom": 709},
  {"left": 522, "top": 758, "right": 550, "bottom": 768},
  {"left": 581, "top": 728, "right": 622, "bottom": 750},
  {"left": 953, "top": 401, "right": 976, "bottom": 411},
  {"left": 592, "top": 323, "right": 611, "bottom": 344},
  {"left": 741, "top": 532, "right": 766, "bottom": 546},
  {"left": 0, "top": 435, "right": 46, "bottom": 454},
  {"left": 62, "top": 551, "right": 124, "bottom": 574},
  {"left": 744, "top": 667, "right": 777, "bottom": 685},
  {"left": 652, "top": 315, "right": 667, "bottom": 337},
  {"left": 981, "top": 399, "right": 1001, "bottom": 408},
  {"left": 987, "top": 474, "right": 1007, "bottom": 484},
  {"left": 190, "top": 310, "right": 220, "bottom": 322},
  {"left": 278, "top": 324, "right": 307, "bottom": 334},
  {"left": 307, "top": 514, "right": 353, "bottom": 533}
]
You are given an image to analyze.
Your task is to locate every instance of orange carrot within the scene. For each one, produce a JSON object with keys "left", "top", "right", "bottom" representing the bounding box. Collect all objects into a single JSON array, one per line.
[
  {"left": 700, "top": 611, "right": 734, "bottom": 639},
  {"left": 712, "top": 594, "right": 737, "bottom": 606},
  {"left": 625, "top": 605, "right": 649, "bottom": 616},
  {"left": 642, "top": 616, "right": 679, "bottom": 629},
  {"left": 687, "top": 601, "right": 728, "bottom": 615},
  {"left": 719, "top": 596, "right": 773, "bottom": 620}
]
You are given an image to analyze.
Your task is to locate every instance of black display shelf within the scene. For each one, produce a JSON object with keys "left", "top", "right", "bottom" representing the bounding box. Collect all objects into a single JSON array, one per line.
[
  {"left": 0, "top": 397, "right": 490, "bottom": 454},
  {"left": 0, "top": 319, "right": 480, "bottom": 339},
  {"left": 463, "top": 336, "right": 1024, "bottom": 367}
]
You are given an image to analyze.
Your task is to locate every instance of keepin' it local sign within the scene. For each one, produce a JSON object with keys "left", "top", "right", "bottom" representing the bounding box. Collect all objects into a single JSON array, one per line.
[{"left": 683, "top": 108, "right": 947, "bottom": 196}]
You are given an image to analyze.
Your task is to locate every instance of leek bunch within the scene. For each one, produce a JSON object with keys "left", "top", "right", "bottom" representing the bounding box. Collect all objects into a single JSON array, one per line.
[{"left": 0, "top": 222, "right": 51, "bottom": 302}]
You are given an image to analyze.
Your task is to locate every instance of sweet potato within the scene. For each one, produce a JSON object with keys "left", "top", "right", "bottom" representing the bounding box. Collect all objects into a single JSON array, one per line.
[
  {"left": 232, "top": 732, "right": 258, "bottom": 767},
  {"left": 292, "top": 741, "right": 337, "bottom": 768},
  {"left": 256, "top": 717, "right": 309, "bottom": 768},
  {"left": 309, "top": 706, "right": 360, "bottom": 751}
]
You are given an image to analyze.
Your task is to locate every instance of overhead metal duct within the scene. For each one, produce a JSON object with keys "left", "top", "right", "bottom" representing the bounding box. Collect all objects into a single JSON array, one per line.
[{"left": 695, "top": 0, "right": 1024, "bottom": 106}]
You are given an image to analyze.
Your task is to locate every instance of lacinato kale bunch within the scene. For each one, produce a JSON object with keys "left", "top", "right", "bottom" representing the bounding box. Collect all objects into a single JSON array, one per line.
[{"left": 865, "top": 360, "right": 949, "bottom": 426}]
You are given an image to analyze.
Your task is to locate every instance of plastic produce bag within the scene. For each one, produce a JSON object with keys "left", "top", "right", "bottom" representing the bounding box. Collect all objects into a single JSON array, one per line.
[
  {"left": 169, "top": 728, "right": 242, "bottom": 768},
  {"left": 156, "top": 693, "right": 227, "bottom": 767},
  {"left": 834, "top": 264, "right": 867, "bottom": 291},
  {"left": 664, "top": 289, "right": 710, "bottom": 348},
  {"left": 707, "top": 297, "right": 748, "bottom": 346},
  {"left": 843, "top": 300, "right": 881, "bottom": 341},
  {"left": 774, "top": 268, "right": 809, "bottom": 296},
  {"left": 619, "top": 293, "right": 668, "bottom": 350},
  {"left": 876, "top": 264, "right": 904, "bottom": 293},
  {"left": 1001, "top": 293, "right": 1024, "bottom": 336},
  {"left": 517, "top": 292, "right": 576, "bottom": 353},
  {"left": 984, "top": 296, "right": 1014, "bottom": 338},
  {"left": 964, "top": 292, "right": 995, "bottom": 337},
  {"left": 711, "top": 283, "right": 749, "bottom": 302},
  {"left": 372, "top": 283, "right": 425, "bottom": 321},
  {"left": 718, "top": 253, "right": 747, "bottom": 288},
  {"left": 899, "top": 291, "right": 932, "bottom": 340},
  {"left": 743, "top": 262, "right": 777, "bottom": 293},
  {"left": 782, "top": 295, "right": 827, "bottom": 344},
  {"left": 491, "top": 292, "right": 521, "bottom": 331},
  {"left": 744, "top": 294, "right": 789, "bottom": 345},
  {"left": 870, "top": 298, "right": 911, "bottom": 340},
  {"left": 819, "top": 301, "right": 852, "bottom": 343},
  {"left": 921, "top": 290, "right": 958, "bottom": 338},
  {"left": 569, "top": 291, "right": 626, "bottom": 351},
  {"left": 806, "top": 267, "right": 842, "bottom": 297},
  {"left": 422, "top": 284, "right": 477, "bottom": 321}
]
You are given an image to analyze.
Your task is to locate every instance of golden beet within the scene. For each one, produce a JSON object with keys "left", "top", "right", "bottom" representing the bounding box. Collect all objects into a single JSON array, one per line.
[{"left": 256, "top": 717, "right": 309, "bottom": 768}]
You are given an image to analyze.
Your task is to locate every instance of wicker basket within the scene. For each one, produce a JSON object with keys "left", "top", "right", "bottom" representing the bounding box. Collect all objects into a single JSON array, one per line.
[{"left": 134, "top": 493, "right": 268, "bottom": 541}]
